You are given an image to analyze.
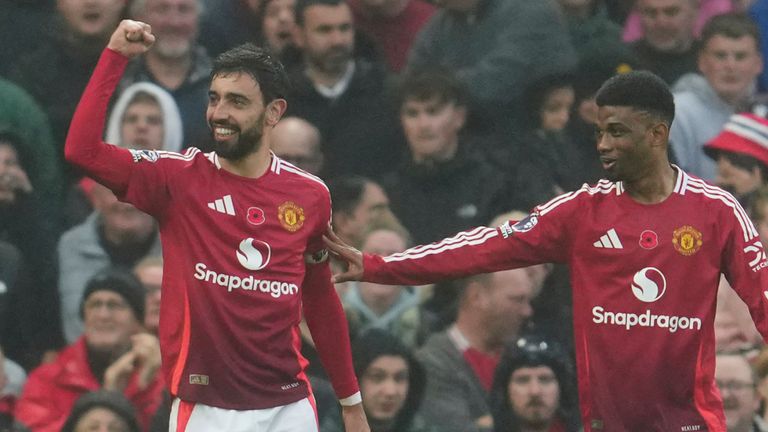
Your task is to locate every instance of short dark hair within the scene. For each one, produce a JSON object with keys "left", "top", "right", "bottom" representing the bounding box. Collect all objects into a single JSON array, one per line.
[
  {"left": 718, "top": 150, "right": 768, "bottom": 181},
  {"left": 595, "top": 70, "right": 675, "bottom": 126},
  {"left": 327, "top": 175, "right": 372, "bottom": 215},
  {"left": 396, "top": 67, "right": 469, "bottom": 109},
  {"left": 700, "top": 12, "right": 761, "bottom": 52},
  {"left": 294, "top": 0, "right": 346, "bottom": 26},
  {"left": 61, "top": 391, "right": 140, "bottom": 432},
  {"left": 212, "top": 43, "right": 291, "bottom": 105}
]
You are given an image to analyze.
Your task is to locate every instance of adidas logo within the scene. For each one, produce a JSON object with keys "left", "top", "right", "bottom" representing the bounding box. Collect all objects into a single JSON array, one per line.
[
  {"left": 208, "top": 195, "right": 236, "bottom": 216},
  {"left": 593, "top": 228, "right": 623, "bottom": 249}
]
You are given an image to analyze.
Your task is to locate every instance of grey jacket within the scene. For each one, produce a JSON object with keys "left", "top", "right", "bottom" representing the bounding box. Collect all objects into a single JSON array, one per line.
[
  {"left": 58, "top": 213, "right": 161, "bottom": 342},
  {"left": 416, "top": 329, "right": 490, "bottom": 432}
]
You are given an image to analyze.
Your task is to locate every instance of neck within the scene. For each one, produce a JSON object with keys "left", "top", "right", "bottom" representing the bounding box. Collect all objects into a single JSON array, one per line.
[
  {"left": 305, "top": 60, "right": 351, "bottom": 87},
  {"left": 456, "top": 315, "right": 501, "bottom": 354},
  {"left": 219, "top": 141, "right": 273, "bottom": 178},
  {"left": 145, "top": 50, "right": 193, "bottom": 90},
  {"left": 623, "top": 162, "right": 676, "bottom": 204}
]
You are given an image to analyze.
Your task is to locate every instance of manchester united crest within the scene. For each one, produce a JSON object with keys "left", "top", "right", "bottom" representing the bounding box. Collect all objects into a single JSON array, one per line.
[
  {"left": 278, "top": 202, "right": 305, "bottom": 232},
  {"left": 672, "top": 225, "right": 702, "bottom": 256}
]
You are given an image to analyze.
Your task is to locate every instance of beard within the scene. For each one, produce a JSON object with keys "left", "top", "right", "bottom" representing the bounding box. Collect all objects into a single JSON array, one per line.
[{"left": 211, "top": 114, "right": 265, "bottom": 161}]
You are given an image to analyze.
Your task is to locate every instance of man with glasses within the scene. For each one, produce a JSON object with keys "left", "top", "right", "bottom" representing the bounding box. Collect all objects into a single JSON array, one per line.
[
  {"left": 715, "top": 352, "right": 768, "bottom": 432},
  {"left": 15, "top": 269, "right": 164, "bottom": 432}
]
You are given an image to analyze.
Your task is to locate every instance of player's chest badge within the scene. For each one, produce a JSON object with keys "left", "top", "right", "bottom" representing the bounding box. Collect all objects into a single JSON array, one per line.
[
  {"left": 672, "top": 225, "right": 702, "bottom": 256},
  {"left": 639, "top": 230, "right": 658, "bottom": 250},
  {"left": 278, "top": 201, "right": 305, "bottom": 232}
]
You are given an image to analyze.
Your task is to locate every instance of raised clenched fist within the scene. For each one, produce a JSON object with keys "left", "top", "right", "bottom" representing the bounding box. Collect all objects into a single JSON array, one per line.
[{"left": 107, "top": 19, "right": 156, "bottom": 59}]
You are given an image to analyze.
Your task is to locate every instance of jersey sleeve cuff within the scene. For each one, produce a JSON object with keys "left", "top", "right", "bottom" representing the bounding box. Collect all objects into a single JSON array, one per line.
[{"left": 339, "top": 391, "right": 362, "bottom": 406}]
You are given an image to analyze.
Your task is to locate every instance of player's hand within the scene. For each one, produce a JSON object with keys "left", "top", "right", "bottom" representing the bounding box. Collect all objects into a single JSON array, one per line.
[
  {"left": 323, "top": 225, "right": 364, "bottom": 283},
  {"left": 107, "top": 20, "right": 155, "bottom": 58},
  {"left": 131, "top": 333, "right": 161, "bottom": 389},
  {"left": 341, "top": 403, "right": 370, "bottom": 432}
]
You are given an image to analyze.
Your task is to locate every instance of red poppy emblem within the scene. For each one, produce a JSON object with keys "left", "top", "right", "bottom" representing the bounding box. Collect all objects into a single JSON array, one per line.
[
  {"left": 639, "top": 230, "right": 658, "bottom": 250},
  {"left": 247, "top": 207, "right": 265, "bottom": 225}
]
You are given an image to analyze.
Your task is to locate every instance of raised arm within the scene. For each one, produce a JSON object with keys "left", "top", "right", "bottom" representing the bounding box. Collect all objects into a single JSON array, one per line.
[{"left": 64, "top": 20, "right": 156, "bottom": 192}]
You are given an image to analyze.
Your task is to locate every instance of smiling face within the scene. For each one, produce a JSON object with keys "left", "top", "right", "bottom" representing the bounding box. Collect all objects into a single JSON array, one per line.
[
  {"left": 83, "top": 290, "right": 141, "bottom": 353},
  {"left": 207, "top": 72, "right": 269, "bottom": 160},
  {"left": 595, "top": 105, "right": 664, "bottom": 182}
]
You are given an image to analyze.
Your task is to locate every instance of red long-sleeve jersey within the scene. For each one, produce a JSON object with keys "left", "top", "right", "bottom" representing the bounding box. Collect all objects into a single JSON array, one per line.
[
  {"left": 65, "top": 48, "right": 359, "bottom": 409},
  {"left": 365, "top": 174, "right": 768, "bottom": 431}
]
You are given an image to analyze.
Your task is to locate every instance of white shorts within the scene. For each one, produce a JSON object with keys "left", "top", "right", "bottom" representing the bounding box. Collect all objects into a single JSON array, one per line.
[{"left": 168, "top": 397, "right": 319, "bottom": 432}]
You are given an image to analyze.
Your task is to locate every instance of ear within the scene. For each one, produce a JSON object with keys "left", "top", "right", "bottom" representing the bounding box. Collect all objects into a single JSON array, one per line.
[
  {"left": 649, "top": 122, "right": 669, "bottom": 148},
  {"left": 265, "top": 99, "right": 288, "bottom": 126}
]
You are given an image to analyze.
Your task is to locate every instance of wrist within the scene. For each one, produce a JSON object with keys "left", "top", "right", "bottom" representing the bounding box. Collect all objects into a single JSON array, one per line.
[{"left": 339, "top": 391, "right": 362, "bottom": 406}]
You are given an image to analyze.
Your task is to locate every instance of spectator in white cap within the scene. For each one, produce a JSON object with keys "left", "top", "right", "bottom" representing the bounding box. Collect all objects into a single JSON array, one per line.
[{"left": 705, "top": 113, "right": 768, "bottom": 208}]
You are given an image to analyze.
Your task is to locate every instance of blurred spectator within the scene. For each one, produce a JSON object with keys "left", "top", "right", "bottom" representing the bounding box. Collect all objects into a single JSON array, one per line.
[
  {"left": 106, "top": 82, "right": 184, "bottom": 152},
  {"left": 321, "top": 329, "right": 432, "bottom": 432},
  {"left": 0, "top": 0, "right": 54, "bottom": 78},
  {"left": 630, "top": 0, "right": 701, "bottom": 85},
  {"left": 59, "top": 182, "right": 160, "bottom": 343},
  {"left": 753, "top": 346, "right": 768, "bottom": 425},
  {"left": 557, "top": 0, "right": 626, "bottom": 63},
  {"left": 623, "top": 0, "right": 733, "bottom": 42},
  {"left": 417, "top": 269, "right": 535, "bottom": 432},
  {"left": 514, "top": 74, "right": 582, "bottom": 196},
  {"left": 271, "top": 116, "right": 325, "bottom": 175},
  {"left": 198, "top": 0, "right": 261, "bottom": 58},
  {"left": 287, "top": 0, "right": 405, "bottom": 179},
  {"left": 0, "top": 133, "right": 63, "bottom": 369},
  {"left": 383, "top": 68, "right": 531, "bottom": 245},
  {"left": 328, "top": 176, "right": 393, "bottom": 247},
  {"left": 0, "top": 78, "right": 63, "bottom": 217},
  {"left": 0, "top": 344, "right": 28, "bottom": 431},
  {"left": 343, "top": 219, "right": 427, "bottom": 349},
  {"left": 671, "top": 12, "right": 764, "bottom": 181},
  {"left": 123, "top": 0, "right": 213, "bottom": 151},
  {"left": 258, "top": 0, "right": 297, "bottom": 57},
  {"left": 406, "top": 0, "right": 576, "bottom": 137},
  {"left": 715, "top": 351, "right": 767, "bottom": 432},
  {"left": 704, "top": 113, "right": 768, "bottom": 208},
  {"left": 8, "top": 0, "right": 125, "bottom": 166},
  {"left": 348, "top": 0, "right": 435, "bottom": 72},
  {"left": 61, "top": 391, "right": 140, "bottom": 432},
  {"left": 490, "top": 336, "right": 580, "bottom": 432},
  {"left": 133, "top": 257, "right": 162, "bottom": 335},
  {"left": 15, "top": 270, "right": 164, "bottom": 432}
]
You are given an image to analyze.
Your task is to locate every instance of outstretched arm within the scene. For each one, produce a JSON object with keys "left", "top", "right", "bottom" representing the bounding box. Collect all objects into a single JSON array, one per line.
[{"left": 64, "top": 20, "right": 156, "bottom": 192}]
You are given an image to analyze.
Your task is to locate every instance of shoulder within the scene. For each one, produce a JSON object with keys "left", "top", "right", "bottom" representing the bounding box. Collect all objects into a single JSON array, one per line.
[
  {"left": 534, "top": 180, "right": 617, "bottom": 216},
  {"left": 270, "top": 157, "right": 330, "bottom": 205}
]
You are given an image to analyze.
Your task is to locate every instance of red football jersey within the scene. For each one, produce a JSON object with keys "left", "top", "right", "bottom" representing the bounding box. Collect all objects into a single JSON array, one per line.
[
  {"left": 65, "top": 49, "right": 359, "bottom": 410},
  {"left": 364, "top": 171, "right": 768, "bottom": 431}
]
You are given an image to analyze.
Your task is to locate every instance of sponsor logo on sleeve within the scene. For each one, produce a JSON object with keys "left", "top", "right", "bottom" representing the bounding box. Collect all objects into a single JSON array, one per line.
[
  {"left": 129, "top": 149, "right": 159, "bottom": 163},
  {"left": 672, "top": 225, "right": 702, "bottom": 256},
  {"left": 189, "top": 374, "right": 209, "bottom": 385},
  {"left": 501, "top": 212, "right": 539, "bottom": 238},
  {"left": 744, "top": 240, "right": 768, "bottom": 273},
  {"left": 278, "top": 201, "right": 305, "bottom": 232}
]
